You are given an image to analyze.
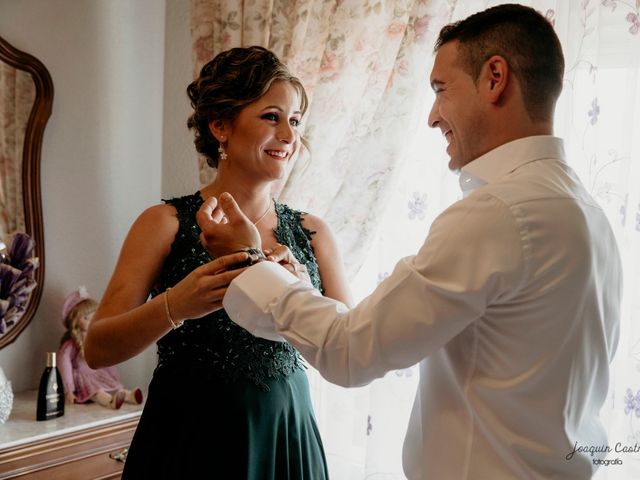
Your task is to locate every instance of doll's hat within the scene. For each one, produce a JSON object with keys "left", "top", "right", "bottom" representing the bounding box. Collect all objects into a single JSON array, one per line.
[{"left": 62, "top": 286, "right": 90, "bottom": 320}]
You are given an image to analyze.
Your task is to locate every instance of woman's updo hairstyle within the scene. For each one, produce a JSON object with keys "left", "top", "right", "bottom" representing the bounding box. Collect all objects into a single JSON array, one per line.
[{"left": 187, "top": 46, "right": 309, "bottom": 168}]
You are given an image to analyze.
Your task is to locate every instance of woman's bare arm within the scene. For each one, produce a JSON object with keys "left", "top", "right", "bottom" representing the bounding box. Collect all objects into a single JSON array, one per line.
[{"left": 84, "top": 204, "right": 247, "bottom": 368}]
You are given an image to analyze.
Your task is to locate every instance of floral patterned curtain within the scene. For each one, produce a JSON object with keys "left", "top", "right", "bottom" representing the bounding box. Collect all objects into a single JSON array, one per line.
[
  {"left": 190, "top": 0, "right": 452, "bottom": 279},
  {"left": 0, "top": 62, "right": 32, "bottom": 245},
  {"left": 190, "top": 0, "right": 640, "bottom": 477}
]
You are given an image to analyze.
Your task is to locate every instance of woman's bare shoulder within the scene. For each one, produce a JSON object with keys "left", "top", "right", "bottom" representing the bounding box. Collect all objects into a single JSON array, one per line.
[
  {"left": 298, "top": 211, "right": 331, "bottom": 236},
  {"left": 128, "top": 203, "right": 178, "bottom": 235}
]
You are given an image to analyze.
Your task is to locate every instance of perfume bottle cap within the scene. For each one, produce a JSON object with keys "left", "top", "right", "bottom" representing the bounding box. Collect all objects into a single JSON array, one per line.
[{"left": 46, "top": 352, "right": 57, "bottom": 368}]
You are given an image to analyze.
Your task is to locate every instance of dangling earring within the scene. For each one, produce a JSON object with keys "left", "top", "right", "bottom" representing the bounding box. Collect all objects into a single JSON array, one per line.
[
  {"left": 218, "top": 136, "right": 228, "bottom": 161},
  {"left": 218, "top": 145, "right": 228, "bottom": 161}
]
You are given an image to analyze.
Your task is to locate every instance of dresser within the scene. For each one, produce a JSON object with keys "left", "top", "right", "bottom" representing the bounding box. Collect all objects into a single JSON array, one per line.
[{"left": 0, "top": 390, "right": 143, "bottom": 479}]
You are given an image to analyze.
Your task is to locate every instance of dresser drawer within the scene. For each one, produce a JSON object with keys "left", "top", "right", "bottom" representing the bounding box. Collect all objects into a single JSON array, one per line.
[{"left": 0, "top": 416, "right": 138, "bottom": 479}]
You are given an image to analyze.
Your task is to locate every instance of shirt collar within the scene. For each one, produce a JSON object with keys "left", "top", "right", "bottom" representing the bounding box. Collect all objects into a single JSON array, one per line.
[
  {"left": 458, "top": 171, "right": 487, "bottom": 197},
  {"left": 458, "top": 136, "right": 566, "bottom": 195}
]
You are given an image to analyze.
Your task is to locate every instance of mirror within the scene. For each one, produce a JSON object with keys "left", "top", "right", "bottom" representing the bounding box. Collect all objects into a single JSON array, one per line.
[{"left": 0, "top": 35, "right": 52, "bottom": 348}]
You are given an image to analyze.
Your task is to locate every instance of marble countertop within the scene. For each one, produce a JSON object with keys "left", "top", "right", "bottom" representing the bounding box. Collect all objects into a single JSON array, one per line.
[{"left": 0, "top": 390, "right": 143, "bottom": 450}]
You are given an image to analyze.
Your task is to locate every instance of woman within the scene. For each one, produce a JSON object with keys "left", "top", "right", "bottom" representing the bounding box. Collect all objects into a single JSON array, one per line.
[{"left": 84, "top": 46, "right": 352, "bottom": 479}]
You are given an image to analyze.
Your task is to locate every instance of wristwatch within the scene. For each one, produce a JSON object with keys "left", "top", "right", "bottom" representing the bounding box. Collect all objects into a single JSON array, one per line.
[{"left": 232, "top": 247, "right": 267, "bottom": 269}]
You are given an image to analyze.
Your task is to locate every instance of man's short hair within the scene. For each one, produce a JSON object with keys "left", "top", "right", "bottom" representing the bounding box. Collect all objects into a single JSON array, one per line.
[{"left": 435, "top": 3, "right": 564, "bottom": 122}]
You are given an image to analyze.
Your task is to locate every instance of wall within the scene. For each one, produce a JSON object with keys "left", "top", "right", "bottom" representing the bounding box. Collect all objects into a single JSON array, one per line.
[
  {"left": 0, "top": 0, "right": 198, "bottom": 394},
  {"left": 163, "top": 0, "right": 199, "bottom": 197}
]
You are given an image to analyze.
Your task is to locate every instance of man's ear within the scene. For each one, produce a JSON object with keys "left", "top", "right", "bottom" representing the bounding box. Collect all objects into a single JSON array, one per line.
[
  {"left": 481, "top": 55, "right": 509, "bottom": 104},
  {"left": 208, "top": 119, "right": 229, "bottom": 142}
]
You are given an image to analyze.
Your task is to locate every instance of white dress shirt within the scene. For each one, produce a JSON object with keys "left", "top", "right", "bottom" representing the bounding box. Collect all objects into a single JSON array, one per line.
[{"left": 223, "top": 136, "right": 622, "bottom": 479}]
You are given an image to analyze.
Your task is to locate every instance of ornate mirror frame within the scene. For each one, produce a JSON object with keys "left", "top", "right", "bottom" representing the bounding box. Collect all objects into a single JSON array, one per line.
[{"left": 0, "top": 35, "right": 53, "bottom": 348}]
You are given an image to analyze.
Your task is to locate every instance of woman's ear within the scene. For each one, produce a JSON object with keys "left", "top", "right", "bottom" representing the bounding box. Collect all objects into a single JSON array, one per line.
[
  {"left": 482, "top": 55, "right": 509, "bottom": 104},
  {"left": 208, "top": 119, "right": 229, "bottom": 143}
]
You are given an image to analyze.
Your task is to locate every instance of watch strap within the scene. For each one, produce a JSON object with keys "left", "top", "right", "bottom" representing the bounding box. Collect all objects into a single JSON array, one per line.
[{"left": 231, "top": 247, "right": 266, "bottom": 269}]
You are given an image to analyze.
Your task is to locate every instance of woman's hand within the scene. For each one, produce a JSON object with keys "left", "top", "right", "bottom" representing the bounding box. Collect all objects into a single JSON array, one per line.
[
  {"left": 165, "top": 251, "right": 250, "bottom": 322},
  {"left": 264, "top": 244, "right": 312, "bottom": 285},
  {"left": 65, "top": 392, "right": 76, "bottom": 404}
]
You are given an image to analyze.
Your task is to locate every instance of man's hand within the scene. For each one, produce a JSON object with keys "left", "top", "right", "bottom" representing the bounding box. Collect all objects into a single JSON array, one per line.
[{"left": 196, "top": 192, "right": 262, "bottom": 258}]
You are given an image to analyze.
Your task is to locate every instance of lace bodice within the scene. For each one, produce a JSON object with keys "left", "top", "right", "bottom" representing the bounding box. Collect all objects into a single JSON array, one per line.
[{"left": 151, "top": 193, "right": 322, "bottom": 390}]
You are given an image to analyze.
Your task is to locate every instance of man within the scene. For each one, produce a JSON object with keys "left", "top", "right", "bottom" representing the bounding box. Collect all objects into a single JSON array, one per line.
[{"left": 198, "top": 4, "right": 622, "bottom": 479}]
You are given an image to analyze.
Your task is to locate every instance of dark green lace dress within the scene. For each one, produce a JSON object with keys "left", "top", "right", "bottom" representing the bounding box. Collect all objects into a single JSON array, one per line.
[{"left": 122, "top": 192, "right": 329, "bottom": 480}]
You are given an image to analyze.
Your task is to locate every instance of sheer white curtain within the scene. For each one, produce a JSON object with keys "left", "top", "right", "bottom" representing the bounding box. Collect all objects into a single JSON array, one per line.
[
  {"left": 190, "top": 0, "right": 640, "bottom": 477},
  {"left": 353, "top": 1, "right": 640, "bottom": 478}
]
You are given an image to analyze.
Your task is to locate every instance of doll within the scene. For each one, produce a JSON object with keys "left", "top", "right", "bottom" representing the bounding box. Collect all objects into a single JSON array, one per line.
[{"left": 58, "top": 286, "right": 143, "bottom": 409}]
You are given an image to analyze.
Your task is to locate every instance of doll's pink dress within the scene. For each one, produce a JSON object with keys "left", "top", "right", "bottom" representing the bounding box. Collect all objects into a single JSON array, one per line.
[{"left": 58, "top": 339, "right": 123, "bottom": 403}]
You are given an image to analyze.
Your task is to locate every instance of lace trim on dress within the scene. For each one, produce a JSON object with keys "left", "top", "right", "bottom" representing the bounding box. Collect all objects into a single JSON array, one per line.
[{"left": 150, "top": 193, "right": 322, "bottom": 391}]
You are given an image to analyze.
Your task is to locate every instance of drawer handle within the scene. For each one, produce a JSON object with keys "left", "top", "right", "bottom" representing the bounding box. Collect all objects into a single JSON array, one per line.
[{"left": 109, "top": 447, "right": 129, "bottom": 463}]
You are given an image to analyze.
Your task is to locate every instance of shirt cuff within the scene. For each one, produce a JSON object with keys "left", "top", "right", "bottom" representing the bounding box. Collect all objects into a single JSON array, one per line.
[{"left": 223, "top": 261, "right": 300, "bottom": 342}]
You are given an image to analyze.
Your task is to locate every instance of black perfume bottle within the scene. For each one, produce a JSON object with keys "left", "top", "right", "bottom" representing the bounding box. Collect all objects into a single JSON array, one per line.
[{"left": 36, "top": 352, "right": 65, "bottom": 421}]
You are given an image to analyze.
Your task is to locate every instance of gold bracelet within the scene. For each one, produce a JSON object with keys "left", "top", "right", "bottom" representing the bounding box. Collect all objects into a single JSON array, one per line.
[{"left": 164, "top": 288, "right": 183, "bottom": 329}]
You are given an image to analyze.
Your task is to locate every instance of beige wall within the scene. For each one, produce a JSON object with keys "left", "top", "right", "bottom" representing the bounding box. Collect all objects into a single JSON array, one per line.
[{"left": 0, "top": 0, "right": 198, "bottom": 393}]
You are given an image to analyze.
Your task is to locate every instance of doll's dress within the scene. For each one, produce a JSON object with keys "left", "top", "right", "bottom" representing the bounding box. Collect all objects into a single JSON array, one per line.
[
  {"left": 58, "top": 339, "right": 123, "bottom": 403},
  {"left": 122, "top": 192, "right": 329, "bottom": 480}
]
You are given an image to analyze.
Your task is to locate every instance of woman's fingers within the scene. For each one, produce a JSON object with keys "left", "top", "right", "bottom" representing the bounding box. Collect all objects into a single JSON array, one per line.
[
  {"left": 199, "top": 251, "right": 249, "bottom": 274},
  {"left": 207, "top": 286, "right": 228, "bottom": 308},
  {"left": 264, "top": 244, "right": 310, "bottom": 281},
  {"left": 169, "top": 252, "right": 249, "bottom": 321},
  {"left": 267, "top": 244, "right": 295, "bottom": 263},
  {"left": 283, "top": 261, "right": 310, "bottom": 282}
]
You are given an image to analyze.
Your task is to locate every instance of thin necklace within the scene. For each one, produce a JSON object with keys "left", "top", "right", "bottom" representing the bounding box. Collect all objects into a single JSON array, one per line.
[{"left": 252, "top": 200, "right": 272, "bottom": 226}]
